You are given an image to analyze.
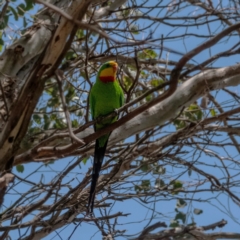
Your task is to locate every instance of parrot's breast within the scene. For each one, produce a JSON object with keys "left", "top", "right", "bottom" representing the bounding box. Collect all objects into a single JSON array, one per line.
[{"left": 91, "top": 80, "right": 122, "bottom": 129}]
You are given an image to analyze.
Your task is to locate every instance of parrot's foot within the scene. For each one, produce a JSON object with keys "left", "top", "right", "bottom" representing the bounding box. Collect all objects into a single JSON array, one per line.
[{"left": 96, "top": 115, "right": 104, "bottom": 123}]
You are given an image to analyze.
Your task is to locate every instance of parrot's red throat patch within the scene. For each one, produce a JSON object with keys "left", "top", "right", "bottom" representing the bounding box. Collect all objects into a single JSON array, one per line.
[
  {"left": 99, "top": 65, "right": 117, "bottom": 82},
  {"left": 99, "top": 76, "right": 115, "bottom": 83}
]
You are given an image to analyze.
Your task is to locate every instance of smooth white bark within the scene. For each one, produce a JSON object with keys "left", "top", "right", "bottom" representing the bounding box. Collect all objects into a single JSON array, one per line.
[{"left": 110, "top": 68, "right": 240, "bottom": 144}]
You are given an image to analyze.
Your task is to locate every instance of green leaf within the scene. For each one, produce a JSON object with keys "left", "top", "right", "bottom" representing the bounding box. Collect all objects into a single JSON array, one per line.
[
  {"left": 17, "top": 4, "right": 25, "bottom": 16},
  {"left": 76, "top": 110, "right": 83, "bottom": 116},
  {"left": 173, "top": 119, "right": 186, "bottom": 130},
  {"left": 0, "top": 15, "right": 9, "bottom": 30},
  {"left": 140, "top": 163, "right": 150, "bottom": 172},
  {"left": 176, "top": 199, "right": 187, "bottom": 208},
  {"left": 135, "top": 180, "right": 151, "bottom": 193},
  {"left": 43, "top": 114, "right": 50, "bottom": 130},
  {"left": 65, "top": 86, "right": 75, "bottom": 103},
  {"left": 24, "top": 0, "right": 34, "bottom": 10},
  {"left": 76, "top": 29, "right": 85, "bottom": 39},
  {"left": 170, "top": 180, "right": 183, "bottom": 195},
  {"left": 138, "top": 49, "right": 157, "bottom": 59},
  {"left": 47, "top": 97, "right": 60, "bottom": 107},
  {"left": 9, "top": 6, "right": 18, "bottom": 21},
  {"left": 172, "top": 180, "right": 183, "bottom": 189},
  {"left": 153, "top": 166, "right": 166, "bottom": 175},
  {"left": 155, "top": 179, "right": 165, "bottom": 188},
  {"left": 130, "top": 24, "right": 139, "bottom": 35},
  {"left": 141, "top": 180, "right": 151, "bottom": 192},
  {"left": 169, "top": 220, "right": 179, "bottom": 228},
  {"left": 186, "top": 103, "right": 203, "bottom": 121},
  {"left": 71, "top": 119, "right": 78, "bottom": 128},
  {"left": 33, "top": 114, "right": 42, "bottom": 124},
  {"left": 68, "top": 105, "right": 79, "bottom": 112},
  {"left": 65, "top": 51, "right": 77, "bottom": 60},
  {"left": 16, "top": 164, "right": 24, "bottom": 173},
  {"left": 210, "top": 108, "right": 217, "bottom": 117},
  {"left": 50, "top": 113, "right": 57, "bottom": 121},
  {"left": 82, "top": 157, "right": 88, "bottom": 165},
  {"left": 150, "top": 79, "right": 164, "bottom": 87},
  {"left": 141, "top": 70, "right": 148, "bottom": 79},
  {"left": 145, "top": 94, "right": 153, "bottom": 102},
  {"left": 175, "top": 211, "right": 186, "bottom": 223},
  {"left": 28, "top": 126, "right": 42, "bottom": 134},
  {"left": 134, "top": 185, "right": 141, "bottom": 193},
  {"left": 54, "top": 118, "right": 66, "bottom": 129},
  {"left": 122, "top": 9, "right": 131, "bottom": 17},
  {"left": 194, "top": 208, "right": 203, "bottom": 215},
  {"left": 196, "top": 108, "right": 203, "bottom": 120},
  {"left": 45, "top": 87, "right": 55, "bottom": 95},
  {"left": 123, "top": 75, "right": 132, "bottom": 90}
]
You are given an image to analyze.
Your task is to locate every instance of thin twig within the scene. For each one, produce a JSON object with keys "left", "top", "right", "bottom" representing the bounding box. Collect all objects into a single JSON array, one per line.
[
  {"left": 35, "top": 0, "right": 150, "bottom": 46},
  {"left": 55, "top": 69, "right": 85, "bottom": 145}
]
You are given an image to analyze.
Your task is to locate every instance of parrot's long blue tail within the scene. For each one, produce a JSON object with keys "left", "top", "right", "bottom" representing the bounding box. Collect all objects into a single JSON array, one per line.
[{"left": 88, "top": 138, "right": 108, "bottom": 213}]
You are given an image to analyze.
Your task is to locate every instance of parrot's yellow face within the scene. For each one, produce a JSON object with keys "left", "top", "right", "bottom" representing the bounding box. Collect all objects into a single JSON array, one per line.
[{"left": 99, "top": 61, "right": 118, "bottom": 82}]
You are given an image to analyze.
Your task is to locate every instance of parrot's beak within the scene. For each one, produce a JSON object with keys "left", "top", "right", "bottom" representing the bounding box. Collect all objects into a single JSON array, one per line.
[
  {"left": 112, "top": 64, "right": 118, "bottom": 73},
  {"left": 109, "top": 61, "right": 118, "bottom": 73},
  {"left": 112, "top": 65, "right": 117, "bottom": 73}
]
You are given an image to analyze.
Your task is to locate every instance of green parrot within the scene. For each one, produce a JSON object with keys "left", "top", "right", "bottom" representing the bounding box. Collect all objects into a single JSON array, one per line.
[{"left": 88, "top": 61, "right": 124, "bottom": 213}]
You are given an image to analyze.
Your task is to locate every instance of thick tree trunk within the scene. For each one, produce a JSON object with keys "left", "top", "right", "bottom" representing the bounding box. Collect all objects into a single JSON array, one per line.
[{"left": 0, "top": 0, "right": 94, "bottom": 172}]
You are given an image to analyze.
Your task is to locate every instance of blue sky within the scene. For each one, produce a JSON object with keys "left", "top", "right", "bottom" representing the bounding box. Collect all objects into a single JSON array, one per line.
[{"left": 2, "top": 0, "right": 240, "bottom": 239}]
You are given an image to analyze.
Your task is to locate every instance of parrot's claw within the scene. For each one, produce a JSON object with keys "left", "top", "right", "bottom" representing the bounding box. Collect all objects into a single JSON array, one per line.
[{"left": 96, "top": 115, "right": 104, "bottom": 123}]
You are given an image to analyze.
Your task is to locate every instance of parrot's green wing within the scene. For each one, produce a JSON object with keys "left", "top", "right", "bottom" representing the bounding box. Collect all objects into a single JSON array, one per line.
[{"left": 119, "top": 83, "right": 124, "bottom": 107}]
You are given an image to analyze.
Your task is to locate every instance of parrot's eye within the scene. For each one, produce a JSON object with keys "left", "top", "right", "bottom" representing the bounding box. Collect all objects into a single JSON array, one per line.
[{"left": 106, "top": 63, "right": 111, "bottom": 68}]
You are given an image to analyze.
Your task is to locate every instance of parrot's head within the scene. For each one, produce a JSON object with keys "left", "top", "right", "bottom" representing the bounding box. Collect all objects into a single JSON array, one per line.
[{"left": 98, "top": 61, "right": 118, "bottom": 83}]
